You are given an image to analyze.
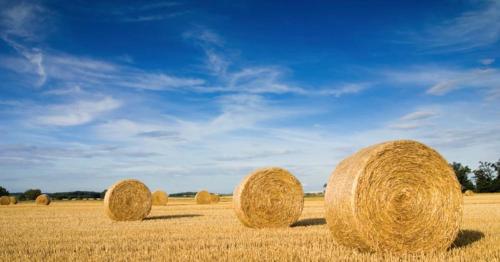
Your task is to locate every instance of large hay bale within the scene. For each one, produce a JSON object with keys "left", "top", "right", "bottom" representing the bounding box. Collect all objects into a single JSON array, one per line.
[
  {"left": 325, "top": 140, "right": 462, "bottom": 253},
  {"left": 464, "top": 190, "right": 474, "bottom": 196},
  {"left": 195, "top": 190, "right": 212, "bottom": 204},
  {"left": 36, "top": 194, "right": 51, "bottom": 205},
  {"left": 0, "top": 196, "right": 10, "bottom": 205},
  {"left": 104, "top": 179, "right": 152, "bottom": 221},
  {"left": 9, "top": 196, "right": 17, "bottom": 205},
  {"left": 210, "top": 194, "right": 220, "bottom": 204},
  {"left": 233, "top": 167, "right": 304, "bottom": 228},
  {"left": 152, "top": 190, "right": 169, "bottom": 206}
]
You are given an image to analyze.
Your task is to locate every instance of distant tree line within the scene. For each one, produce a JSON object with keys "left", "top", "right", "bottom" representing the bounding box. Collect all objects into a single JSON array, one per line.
[
  {"left": 0, "top": 186, "right": 9, "bottom": 197},
  {"left": 453, "top": 159, "right": 500, "bottom": 193},
  {"left": 5, "top": 189, "right": 105, "bottom": 201},
  {"left": 49, "top": 191, "right": 103, "bottom": 200},
  {"left": 1, "top": 189, "right": 211, "bottom": 200},
  {"left": 169, "top": 192, "right": 197, "bottom": 197}
]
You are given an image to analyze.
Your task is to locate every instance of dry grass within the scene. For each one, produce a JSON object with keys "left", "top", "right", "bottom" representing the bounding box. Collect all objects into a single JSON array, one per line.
[
  {"left": 0, "top": 194, "right": 499, "bottom": 261},
  {"left": 195, "top": 190, "right": 212, "bottom": 204},
  {"left": 233, "top": 167, "right": 304, "bottom": 228},
  {"left": 152, "top": 191, "right": 169, "bottom": 206},
  {"left": 464, "top": 190, "right": 475, "bottom": 196},
  {"left": 35, "top": 194, "right": 51, "bottom": 205},
  {"left": 325, "top": 140, "right": 462, "bottom": 253},
  {"left": 104, "top": 179, "right": 152, "bottom": 221},
  {"left": 210, "top": 194, "right": 220, "bottom": 204},
  {"left": 0, "top": 196, "right": 9, "bottom": 205},
  {"left": 9, "top": 196, "right": 17, "bottom": 205}
]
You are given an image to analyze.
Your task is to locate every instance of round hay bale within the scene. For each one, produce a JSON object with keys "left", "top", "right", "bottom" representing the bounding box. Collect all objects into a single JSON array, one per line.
[
  {"left": 325, "top": 140, "right": 462, "bottom": 253},
  {"left": 104, "top": 179, "right": 152, "bottom": 221},
  {"left": 152, "top": 190, "right": 169, "bottom": 206},
  {"left": 233, "top": 167, "right": 304, "bottom": 228},
  {"left": 210, "top": 194, "right": 220, "bottom": 204},
  {"left": 195, "top": 190, "right": 212, "bottom": 204},
  {"left": 35, "top": 194, "right": 51, "bottom": 205},
  {"left": 9, "top": 196, "right": 17, "bottom": 205},
  {"left": 464, "top": 190, "right": 474, "bottom": 196},
  {"left": 0, "top": 196, "right": 10, "bottom": 205}
]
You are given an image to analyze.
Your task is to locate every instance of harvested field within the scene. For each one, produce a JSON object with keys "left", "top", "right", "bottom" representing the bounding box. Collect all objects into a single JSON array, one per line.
[{"left": 0, "top": 195, "right": 499, "bottom": 261}]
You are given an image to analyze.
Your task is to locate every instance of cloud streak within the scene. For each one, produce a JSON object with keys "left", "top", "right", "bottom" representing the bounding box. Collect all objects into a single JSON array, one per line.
[
  {"left": 36, "top": 97, "right": 121, "bottom": 126},
  {"left": 383, "top": 66, "right": 500, "bottom": 98},
  {"left": 421, "top": 0, "right": 500, "bottom": 52}
]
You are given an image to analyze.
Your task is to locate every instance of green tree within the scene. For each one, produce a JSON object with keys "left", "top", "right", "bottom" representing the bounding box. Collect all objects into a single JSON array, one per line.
[
  {"left": 474, "top": 162, "right": 495, "bottom": 193},
  {"left": 24, "top": 189, "right": 42, "bottom": 200},
  {"left": 450, "top": 162, "right": 474, "bottom": 191},
  {"left": 492, "top": 159, "right": 500, "bottom": 192},
  {"left": 18, "top": 194, "right": 26, "bottom": 201},
  {"left": 0, "top": 186, "right": 9, "bottom": 196},
  {"left": 100, "top": 190, "right": 107, "bottom": 199}
]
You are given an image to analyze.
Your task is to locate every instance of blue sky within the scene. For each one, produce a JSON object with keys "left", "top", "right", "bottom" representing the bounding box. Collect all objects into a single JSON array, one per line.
[{"left": 0, "top": 0, "right": 499, "bottom": 193}]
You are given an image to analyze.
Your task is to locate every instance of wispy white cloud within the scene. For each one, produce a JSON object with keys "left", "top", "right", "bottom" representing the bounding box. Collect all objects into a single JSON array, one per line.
[
  {"left": 0, "top": 2, "right": 201, "bottom": 91},
  {"left": 1, "top": 37, "right": 47, "bottom": 86},
  {"left": 0, "top": 2, "right": 48, "bottom": 41},
  {"left": 1, "top": 51, "right": 205, "bottom": 90},
  {"left": 43, "top": 85, "right": 83, "bottom": 96},
  {"left": 92, "top": 1, "right": 186, "bottom": 22},
  {"left": 480, "top": 58, "right": 495, "bottom": 66},
  {"left": 36, "top": 97, "right": 121, "bottom": 126},
  {"left": 421, "top": 0, "right": 500, "bottom": 52},
  {"left": 400, "top": 110, "right": 437, "bottom": 121},
  {"left": 185, "top": 28, "right": 369, "bottom": 97},
  {"left": 317, "top": 83, "right": 369, "bottom": 97},
  {"left": 0, "top": 2, "right": 50, "bottom": 86},
  {"left": 183, "top": 28, "right": 224, "bottom": 47},
  {"left": 384, "top": 66, "right": 500, "bottom": 97},
  {"left": 388, "top": 109, "right": 438, "bottom": 130},
  {"left": 94, "top": 93, "right": 312, "bottom": 145},
  {"left": 225, "top": 67, "right": 305, "bottom": 94},
  {"left": 120, "top": 11, "right": 188, "bottom": 22}
]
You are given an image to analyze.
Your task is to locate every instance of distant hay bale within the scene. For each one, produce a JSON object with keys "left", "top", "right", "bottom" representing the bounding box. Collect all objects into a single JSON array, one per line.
[
  {"left": 104, "top": 179, "right": 152, "bottom": 221},
  {"left": 233, "top": 167, "right": 304, "bottom": 228},
  {"left": 195, "top": 190, "right": 212, "bottom": 204},
  {"left": 464, "top": 190, "right": 474, "bottom": 196},
  {"left": 0, "top": 196, "right": 10, "bottom": 205},
  {"left": 324, "top": 140, "right": 462, "bottom": 253},
  {"left": 9, "top": 196, "right": 17, "bottom": 205},
  {"left": 152, "top": 190, "right": 169, "bottom": 206},
  {"left": 210, "top": 194, "right": 220, "bottom": 204},
  {"left": 36, "top": 194, "right": 51, "bottom": 205}
]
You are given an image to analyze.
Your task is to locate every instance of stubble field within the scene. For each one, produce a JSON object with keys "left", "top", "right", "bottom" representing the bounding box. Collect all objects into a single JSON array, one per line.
[{"left": 1, "top": 194, "right": 500, "bottom": 261}]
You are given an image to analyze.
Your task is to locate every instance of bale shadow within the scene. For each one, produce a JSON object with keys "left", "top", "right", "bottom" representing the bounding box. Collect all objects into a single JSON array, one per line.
[
  {"left": 291, "top": 218, "right": 326, "bottom": 227},
  {"left": 144, "top": 214, "right": 203, "bottom": 221},
  {"left": 450, "top": 229, "right": 484, "bottom": 249}
]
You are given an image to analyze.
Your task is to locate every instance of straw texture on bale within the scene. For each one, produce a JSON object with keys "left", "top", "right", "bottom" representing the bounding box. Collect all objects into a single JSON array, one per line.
[
  {"left": 35, "top": 194, "right": 51, "bottom": 205},
  {"left": 195, "top": 190, "right": 212, "bottom": 204},
  {"left": 325, "top": 140, "right": 462, "bottom": 253},
  {"left": 233, "top": 167, "right": 304, "bottom": 228},
  {"left": 9, "top": 196, "right": 17, "bottom": 205},
  {"left": 152, "top": 190, "right": 169, "bottom": 206},
  {"left": 464, "top": 190, "right": 474, "bottom": 196},
  {"left": 104, "top": 179, "right": 152, "bottom": 221},
  {"left": 210, "top": 194, "right": 220, "bottom": 204},
  {"left": 0, "top": 196, "right": 10, "bottom": 205}
]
